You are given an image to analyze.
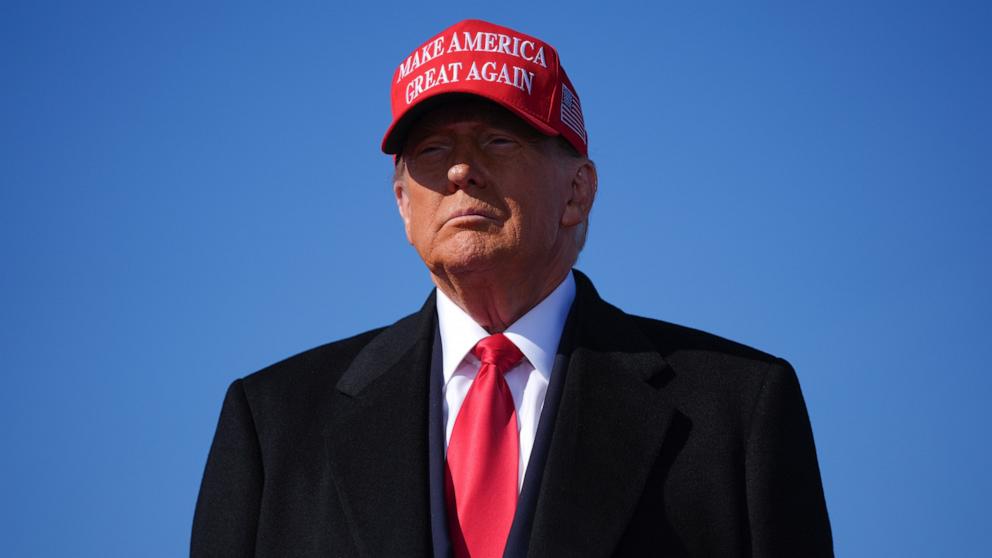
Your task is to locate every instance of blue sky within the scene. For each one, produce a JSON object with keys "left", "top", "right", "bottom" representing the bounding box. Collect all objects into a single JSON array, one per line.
[{"left": 1, "top": 1, "right": 989, "bottom": 556}]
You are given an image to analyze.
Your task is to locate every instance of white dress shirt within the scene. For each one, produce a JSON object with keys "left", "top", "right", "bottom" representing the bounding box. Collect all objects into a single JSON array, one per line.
[{"left": 436, "top": 271, "right": 576, "bottom": 491}]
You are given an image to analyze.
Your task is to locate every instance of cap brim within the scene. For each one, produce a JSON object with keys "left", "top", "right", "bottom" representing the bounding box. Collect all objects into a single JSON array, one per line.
[{"left": 381, "top": 90, "right": 559, "bottom": 155}]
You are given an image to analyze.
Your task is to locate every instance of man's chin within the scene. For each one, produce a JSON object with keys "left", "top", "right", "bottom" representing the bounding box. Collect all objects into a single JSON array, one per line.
[{"left": 428, "top": 242, "right": 511, "bottom": 277}]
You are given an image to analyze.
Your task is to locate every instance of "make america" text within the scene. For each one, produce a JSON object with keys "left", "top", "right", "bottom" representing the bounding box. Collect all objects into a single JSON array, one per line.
[{"left": 397, "top": 31, "right": 549, "bottom": 104}]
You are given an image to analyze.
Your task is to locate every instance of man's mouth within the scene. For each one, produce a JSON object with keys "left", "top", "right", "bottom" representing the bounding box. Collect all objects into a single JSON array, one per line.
[{"left": 444, "top": 207, "right": 500, "bottom": 225}]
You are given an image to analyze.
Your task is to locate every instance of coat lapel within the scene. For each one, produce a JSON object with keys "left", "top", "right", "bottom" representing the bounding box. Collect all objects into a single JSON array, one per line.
[
  {"left": 527, "top": 272, "right": 677, "bottom": 557},
  {"left": 324, "top": 293, "right": 437, "bottom": 557}
]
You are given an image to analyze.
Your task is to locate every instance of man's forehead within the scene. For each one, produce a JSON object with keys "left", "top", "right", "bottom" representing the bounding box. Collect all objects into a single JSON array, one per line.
[{"left": 403, "top": 97, "right": 544, "bottom": 144}]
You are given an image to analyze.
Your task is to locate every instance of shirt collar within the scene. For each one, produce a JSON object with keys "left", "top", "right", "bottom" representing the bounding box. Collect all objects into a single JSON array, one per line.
[{"left": 435, "top": 271, "right": 576, "bottom": 384}]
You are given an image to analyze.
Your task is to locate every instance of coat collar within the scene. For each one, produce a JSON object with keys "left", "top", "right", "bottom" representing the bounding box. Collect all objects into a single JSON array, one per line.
[
  {"left": 324, "top": 292, "right": 437, "bottom": 557},
  {"left": 525, "top": 270, "right": 677, "bottom": 556}
]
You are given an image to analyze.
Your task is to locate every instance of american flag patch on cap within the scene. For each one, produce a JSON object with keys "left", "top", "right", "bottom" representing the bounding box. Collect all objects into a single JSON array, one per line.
[{"left": 560, "top": 84, "right": 586, "bottom": 142}]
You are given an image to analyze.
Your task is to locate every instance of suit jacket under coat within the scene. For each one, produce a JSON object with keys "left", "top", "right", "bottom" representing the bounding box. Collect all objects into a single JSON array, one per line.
[{"left": 192, "top": 271, "right": 833, "bottom": 557}]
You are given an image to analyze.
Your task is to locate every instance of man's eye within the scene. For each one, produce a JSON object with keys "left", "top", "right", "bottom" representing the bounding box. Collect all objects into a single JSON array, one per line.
[
  {"left": 416, "top": 145, "right": 446, "bottom": 157},
  {"left": 487, "top": 137, "right": 517, "bottom": 147}
]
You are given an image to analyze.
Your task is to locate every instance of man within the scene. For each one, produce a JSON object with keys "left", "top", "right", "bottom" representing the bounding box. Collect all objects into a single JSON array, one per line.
[{"left": 192, "top": 19, "right": 832, "bottom": 557}]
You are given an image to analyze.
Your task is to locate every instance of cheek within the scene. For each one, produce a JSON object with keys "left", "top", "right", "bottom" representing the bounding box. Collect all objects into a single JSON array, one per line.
[
  {"left": 509, "top": 199, "right": 559, "bottom": 246},
  {"left": 520, "top": 182, "right": 568, "bottom": 233},
  {"left": 406, "top": 194, "right": 443, "bottom": 242}
]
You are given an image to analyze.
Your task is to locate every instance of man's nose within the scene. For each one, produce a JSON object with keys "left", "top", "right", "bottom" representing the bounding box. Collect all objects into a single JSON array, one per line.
[
  {"left": 446, "top": 163, "right": 475, "bottom": 192},
  {"left": 445, "top": 143, "right": 486, "bottom": 193}
]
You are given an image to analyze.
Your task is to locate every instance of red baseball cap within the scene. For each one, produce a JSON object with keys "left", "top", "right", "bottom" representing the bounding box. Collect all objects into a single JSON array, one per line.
[{"left": 381, "top": 19, "right": 588, "bottom": 156}]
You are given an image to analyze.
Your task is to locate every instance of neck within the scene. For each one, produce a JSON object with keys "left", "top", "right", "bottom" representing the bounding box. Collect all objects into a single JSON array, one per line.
[{"left": 431, "top": 262, "right": 572, "bottom": 333}]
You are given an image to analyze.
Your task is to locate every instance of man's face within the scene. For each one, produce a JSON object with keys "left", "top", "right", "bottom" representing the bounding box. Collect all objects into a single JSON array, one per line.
[{"left": 394, "top": 98, "right": 588, "bottom": 279}]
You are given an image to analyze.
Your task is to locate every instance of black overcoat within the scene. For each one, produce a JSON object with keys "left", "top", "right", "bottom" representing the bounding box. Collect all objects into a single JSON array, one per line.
[{"left": 192, "top": 271, "right": 832, "bottom": 557}]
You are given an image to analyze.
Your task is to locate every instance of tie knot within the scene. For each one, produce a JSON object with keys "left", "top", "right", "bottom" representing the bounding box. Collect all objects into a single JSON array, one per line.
[{"left": 471, "top": 334, "right": 524, "bottom": 374}]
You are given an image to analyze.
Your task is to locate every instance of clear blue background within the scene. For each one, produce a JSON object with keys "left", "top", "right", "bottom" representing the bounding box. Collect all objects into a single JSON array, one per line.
[{"left": 2, "top": 1, "right": 989, "bottom": 556}]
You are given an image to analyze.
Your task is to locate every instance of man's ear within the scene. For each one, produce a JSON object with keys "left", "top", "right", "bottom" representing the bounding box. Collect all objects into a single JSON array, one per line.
[
  {"left": 561, "top": 160, "right": 598, "bottom": 228},
  {"left": 393, "top": 178, "right": 414, "bottom": 245}
]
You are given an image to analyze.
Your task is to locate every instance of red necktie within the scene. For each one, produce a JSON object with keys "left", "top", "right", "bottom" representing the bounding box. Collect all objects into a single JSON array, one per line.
[{"left": 445, "top": 333, "right": 524, "bottom": 558}]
